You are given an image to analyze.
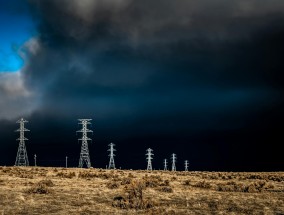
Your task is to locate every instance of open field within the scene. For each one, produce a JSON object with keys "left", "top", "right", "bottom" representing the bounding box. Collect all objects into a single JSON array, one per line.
[{"left": 0, "top": 167, "right": 283, "bottom": 214}]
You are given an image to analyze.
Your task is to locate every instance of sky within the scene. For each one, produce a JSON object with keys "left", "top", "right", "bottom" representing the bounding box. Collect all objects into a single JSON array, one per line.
[{"left": 0, "top": 0, "right": 283, "bottom": 171}]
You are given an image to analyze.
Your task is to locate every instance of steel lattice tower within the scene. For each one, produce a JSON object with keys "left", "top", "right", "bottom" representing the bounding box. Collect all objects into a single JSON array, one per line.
[
  {"left": 163, "top": 159, "right": 168, "bottom": 171},
  {"left": 15, "top": 118, "right": 29, "bottom": 166},
  {"left": 146, "top": 148, "right": 154, "bottom": 171},
  {"left": 108, "top": 143, "right": 116, "bottom": 169},
  {"left": 184, "top": 160, "right": 189, "bottom": 171},
  {"left": 171, "top": 153, "right": 177, "bottom": 171},
  {"left": 77, "top": 119, "right": 93, "bottom": 168}
]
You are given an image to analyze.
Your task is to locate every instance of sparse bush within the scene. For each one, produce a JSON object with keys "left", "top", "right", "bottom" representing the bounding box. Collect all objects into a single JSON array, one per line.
[
  {"left": 160, "top": 180, "right": 170, "bottom": 186},
  {"left": 156, "top": 186, "right": 173, "bottom": 193},
  {"left": 113, "top": 180, "right": 155, "bottom": 210},
  {"left": 97, "top": 173, "right": 110, "bottom": 180},
  {"left": 112, "top": 196, "right": 127, "bottom": 209},
  {"left": 208, "top": 200, "right": 219, "bottom": 210},
  {"left": 121, "top": 177, "right": 132, "bottom": 185},
  {"left": 0, "top": 179, "right": 4, "bottom": 185},
  {"left": 39, "top": 179, "right": 54, "bottom": 187},
  {"left": 143, "top": 176, "right": 160, "bottom": 188},
  {"left": 107, "top": 181, "right": 120, "bottom": 189},
  {"left": 128, "top": 173, "right": 135, "bottom": 178},
  {"left": 183, "top": 180, "right": 191, "bottom": 186},
  {"left": 216, "top": 180, "right": 271, "bottom": 193},
  {"left": 78, "top": 171, "right": 97, "bottom": 179},
  {"left": 19, "top": 174, "right": 34, "bottom": 179},
  {"left": 264, "top": 182, "right": 275, "bottom": 190},
  {"left": 26, "top": 179, "right": 54, "bottom": 194},
  {"left": 56, "top": 171, "right": 76, "bottom": 179},
  {"left": 194, "top": 180, "right": 212, "bottom": 189}
]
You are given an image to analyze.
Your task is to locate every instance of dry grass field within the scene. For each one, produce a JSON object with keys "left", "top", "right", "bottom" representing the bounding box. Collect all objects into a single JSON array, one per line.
[{"left": 0, "top": 166, "right": 283, "bottom": 215}]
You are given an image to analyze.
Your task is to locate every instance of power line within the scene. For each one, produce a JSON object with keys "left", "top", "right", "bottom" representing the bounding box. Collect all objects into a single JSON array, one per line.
[
  {"left": 15, "top": 118, "right": 29, "bottom": 166},
  {"left": 146, "top": 148, "right": 154, "bottom": 171},
  {"left": 108, "top": 143, "right": 116, "bottom": 169},
  {"left": 171, "top": 153, "right": 177, "bottom": 171},
  {"left": 163, "top": 159, "right": 168, "bottom": 171},
  {"left": 77, "top": 119, "right": 93, "bottom": 168},
  {"left": 185, "top": 160, "right": 189, "bottom": 171}
]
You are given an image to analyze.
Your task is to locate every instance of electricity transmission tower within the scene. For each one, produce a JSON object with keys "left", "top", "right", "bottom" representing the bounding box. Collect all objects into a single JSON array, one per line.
[
  {"left": 77, "top": 119, "right": 93, "bottom": 168},
  {"left": 185, "top": 160, "right": 189, "bottom": 171},
  {"left": 108, "top": 143, "right": 116, "bottom": 169},
  {"left": 171, "top": 153, "right": 177, "bottom": 171},
  {"left": 34, "top": 154, "right": 37, "bottom": 167},
  {"left": 163, "top": 159, "right": 168, "bottom": 171},
  {"left": 15, "top": 118, "right": 29, "bottom": 166},
  {"left": 146, "top": 148, "right": 154, "bottom": 171}
]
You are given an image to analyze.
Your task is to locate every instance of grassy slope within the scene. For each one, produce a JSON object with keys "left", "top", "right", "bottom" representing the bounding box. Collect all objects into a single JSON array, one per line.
[{"left": 0, "top": 167, "right": 283, "bottom": 215}]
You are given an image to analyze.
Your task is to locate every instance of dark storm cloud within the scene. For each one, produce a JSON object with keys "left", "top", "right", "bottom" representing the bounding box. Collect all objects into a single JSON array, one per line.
[{"left": 19, "top": 0, "right": 284, "bottom": 122}]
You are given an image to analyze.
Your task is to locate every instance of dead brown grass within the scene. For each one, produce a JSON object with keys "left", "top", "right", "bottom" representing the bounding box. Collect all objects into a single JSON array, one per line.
[{"left": 0, "top": 167, "right": 283, "bottom": 214}]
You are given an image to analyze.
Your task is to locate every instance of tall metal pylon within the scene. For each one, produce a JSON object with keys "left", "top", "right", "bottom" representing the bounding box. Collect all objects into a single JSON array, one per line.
[
  {"left": 77, "top": 119, "right": 93, "bottom": 168},
  {"left": 171, "top": 153, "right": 177, "bottom": 171},
  {"left": 185, "top": 160, "right": 189, "bottom": 171},
  {"left": 15, "top": 118, "right": 29, "bottom": 166},
  {"left": 146, "top": 148, "right": 154, "bottom": 171},
  {"left": 108, "top": 143, "right": 116, "bottom": 169},
  {"left": 163, "top": 159, "right": 168, "bottom": 171}
]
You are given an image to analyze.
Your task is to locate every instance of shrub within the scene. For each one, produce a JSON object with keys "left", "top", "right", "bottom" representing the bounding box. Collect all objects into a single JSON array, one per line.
[
  {"left": 121, "top": 177, "right": 132, "bottom": 185},
  {"left": 160, "top": 180, "right": 170, "bottom": 186},
  {"left": 128, "top": 173, "right": 135, "bottom": 178},
  {"left": 112, "top": 196, "right": 127, "bottom": 209},
  {"left": 0, "top": 179, "right": 5, "bottom": 185},
  {"left": 143, "top": 176, "right": 160, "bottom": 188},
  {"left": 171, "top": 177, "right": 177, "bottom": 181},
  {"left": 112, "top": 180, "right": 155, "bottom": 210},
  {"left": 156, "top": 186, "right": 173, "bottom": 193},
  {"left": 194, "top": 180, "right": 212, "bottom": 189},
  {"left": 97, "top": 173, "right": 110, "bottom": 180},
  {"left": 216, "top": 180, "right": 270, "bottom": 193},
  {"left": 26, "top": 179, "right": 54, "bottom": 194},
  {"left": 107, "top": 181, "right": 120, "bottom": 189},
  {"left": 183, "top": 180, "right": 191, "bottom": 186},
  {"left": 78, "top": 171, "right": 97, "bottom": 179},
  {"left": 39, "top": 179, "right": 54, "bottom": 187},
  {"left": 56, "top": 171, "right": 76, "bottom": 179}
]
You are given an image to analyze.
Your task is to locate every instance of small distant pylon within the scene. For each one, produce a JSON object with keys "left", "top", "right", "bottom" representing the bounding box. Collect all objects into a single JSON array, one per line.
[
  {"left": 34, "top": 154, "right": 37, "bottom": 167},
  {"left": 171, "top": 153, "right": 177, "bottom": 171},
  {"left": 77, "top": 119, "right": 93, "bottom": 168},
  {"left": 108, "top": 143, "right": 116, "bottom": 169},
  {"left": 15, "top": 118, "right": 29, "bottom": 166},
  {"left": 185, "top": 160, "right": 189, "bottom": 171},
  {"left": 163, "top": 159, "right": 168, "bottom": 171},
  {"left": 146, "top": 148, "right": 154, "bottom": 171}
]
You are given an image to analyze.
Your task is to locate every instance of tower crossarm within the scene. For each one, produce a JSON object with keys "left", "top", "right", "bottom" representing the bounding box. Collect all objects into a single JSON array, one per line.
[
  {"left": 76, "top": 129, "right": 93, "bottom": 133},
  {"left": 16, "top": 119, "right": 28, "bottom": 123},
  {"left": 17, "top": 137, "right": 29, "bottom": 141},
  {"left": 78, "top": 137, "right": 92, "bottom": 141},
  {"left": 15, "top": 128, "right": 30, "bottom": 132}
]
